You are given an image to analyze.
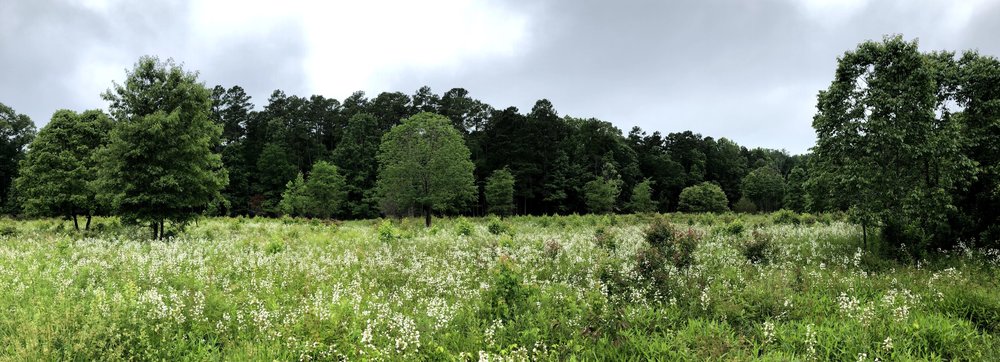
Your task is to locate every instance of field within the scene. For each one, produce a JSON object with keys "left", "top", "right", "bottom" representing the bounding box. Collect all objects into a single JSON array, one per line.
[{"left": 0, "top": 214, "right": 998, "bottom": 361}]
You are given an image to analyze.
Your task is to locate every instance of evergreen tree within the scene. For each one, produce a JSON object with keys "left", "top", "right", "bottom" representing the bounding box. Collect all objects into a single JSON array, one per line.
[
  {"left": 628, "top": 179, "right": 657, "bottom": 213},
  {"left": 279, "top": 172, "right": 307, "bottom": 216},
  {"left": 485, "top": 167, "right": 515, "bottom": 217}
]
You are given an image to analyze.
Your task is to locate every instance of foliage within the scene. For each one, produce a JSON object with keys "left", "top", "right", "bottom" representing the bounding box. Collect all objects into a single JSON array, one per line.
[
  {"left": 733, "top": 197, "right": 757, "bottom": 213},
  {"left": 376, "top": 112, "right": 475, "bottom": 227},
  {"left": 484, "top": 167, "right": 515, "bottom": 217},
  {"left": 627, "top": 179, "right": 657, "bottom": 213},
  {"left": 741, "top": 165, "right": 785, "bottom": 212},
  {"left": 678, "top": 182, "right": 729, "bottom": 213},
  {"left": 783, "top": 166, "right": 808, "bottom": 212},
  {"left": 98, "top": 56, "right": 228, "bottom": 239},
  {"left": 15, "top": 109, "right": 110, "bottom": 228},
  {"left": 811, "top": 35, "right": 974, "bottom": 249},
  {"left": 301, "top": 160, "right": 347, "bottom": 218},
  {"left": 278, "top": 172, "right": 307, "bottom": 216},
  {"left": 772, "top": 209, "right": 801, "bottom": 225},
  {"left": 0, "top": 102, "right": 36, "bottom": 214}
]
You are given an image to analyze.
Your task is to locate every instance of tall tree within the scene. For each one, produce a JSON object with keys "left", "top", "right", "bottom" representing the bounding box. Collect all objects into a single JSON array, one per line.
[
  {"left": 376, "top": 112, "right": 476, "bottom": 227},
  {"left": 783, "top": 166, "right": 808, "bottom": 212},
  {"left": 485, "top": 167, "right": 515, "bottom": 217},
  {"left": 15, "top": 110, "right": 111, "bottom": 229},
  {"left": 302, "top": 160, "right": 347, "bottom": 219},
  {"left": 678, "top": 182, "right": 729, "bottom": 213},
  {"left": 98, "top": 56, "right": 228, "bottom": 239},
  {"left": 811, "top": 36, "right": 973, "bottom": 247},
  {"left": 740, "top": 165, "right": 786, "bottom": 212},
  {"left": 0, "top": 102, "right": 35, "bottom": 214},
  {"left": 332, "top": 113, "right": 382, "bottom": 218},
  {"left": 628, "top": 179, "right": 657, "bottom": 213}
]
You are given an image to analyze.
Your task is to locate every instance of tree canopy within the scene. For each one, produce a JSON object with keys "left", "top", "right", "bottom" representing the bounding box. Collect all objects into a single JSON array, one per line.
[
  {"left": 98, "top": 56, "right": 228, "bottom": 239},
  {"left": 376, "top": 112, "right": 476, "bottom": 227}
]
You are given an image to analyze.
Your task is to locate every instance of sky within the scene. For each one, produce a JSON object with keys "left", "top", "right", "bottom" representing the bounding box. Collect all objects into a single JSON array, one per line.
[{"left": 2, "top": 0, "right": 998, "bottom": 154}]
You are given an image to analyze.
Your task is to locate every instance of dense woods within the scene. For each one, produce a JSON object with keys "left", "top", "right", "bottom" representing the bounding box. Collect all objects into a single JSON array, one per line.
[{"left": 1, "top": 36, "right": 999, "bottom": 249}]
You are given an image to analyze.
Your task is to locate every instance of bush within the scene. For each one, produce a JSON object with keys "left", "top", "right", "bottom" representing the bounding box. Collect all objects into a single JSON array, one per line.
[
  {"left": 740, "top": 229, "right": 773, "bottom": 264},
  {"left": 480, "top": 257, "right": 535, "bottom": 322},
  {"left": 487, "top": 217, "right": 510, "bottom": 235},
  {"left": 0, "top": 225, "right": 17, "bottom": 237},
  {"left": 644, "top": 218, "right": 676, "bottom": 249},
  {"left": 594, "top": 226, "right": 617, "bottom": 251},
  {"left": 455, "top": 217, "right": 474, "bottom": 236},
  {"left": 772, "top": 209, "right": 800, "bottom": 225},
  {"left": 377, "top": 219, "right": 397, "bottom": 243},
  {"left": 717, "top": 220, "right": 745, "bottom": 236},
  {"left": 644, "top": 218, "right": 699, "bottom": 269},
  {"left": 678, "top": 182, "right": 729, "bottom": 213},
  {"left": 543, "top": 239, "right": 562, "bottom": 259}
]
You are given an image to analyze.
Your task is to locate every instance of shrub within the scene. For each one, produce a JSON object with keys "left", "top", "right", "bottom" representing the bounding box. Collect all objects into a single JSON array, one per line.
[
  {"left": 543, "top": 239, "right": 562, "bottom": 259},
  {"left": 740, "top": 229, "right": 773, "bottom": 264},
  {"left": 718, "top": 220, "right": 745, "bottom": 236},
  {"left": 487, "top": 217, "right": 510, "bottom": 235},
  {"left": 455, "top": 217, "right": 474, "bottom": 236},
  {"left": 678, "top": 182, "right": 729, "bottom": 213},
  {"left": 594, "top": 226, "right": 617, "bottom": 251},
  {"left": 0, "top": 225, "right": 16, "bottom": 237},
  {"left": 377, "top": 219, "right": 397, "bottom": 243},
  {"left": 644, "top": 218, "right": 676, "bottom": 249},
  {"left": 772, "top": 209, "right": 800, "bottom": 225},
  {"left": 480, "top": 257, "right": 535, "bottom": 322}
]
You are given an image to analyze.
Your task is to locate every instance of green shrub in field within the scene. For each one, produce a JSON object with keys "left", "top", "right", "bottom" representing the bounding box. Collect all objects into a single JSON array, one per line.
[
  {"left": 740, "top": 229, "right": 773, "bottom": 264},
  {"left": 455, "top": 217, "right": 474, "bottom": 236},
  {"left": 480, "top": 257, "right": 536, "bottom": 322},
  {"left": 644, "top": 218, "right": 699, "bottom": 269},
  {"left": 543, "top": 239, "right": 562, "bottom": 259},
  {"left": 772, "top": 209, "right": 800, "bottom": 225},
  {"left": 715, "top": 220, "right": 745, "bottom": 236},
  {"left": 0, "top": 225, "right": 16, "bottom": 237},
  {"left": 265, "top": 239, "right": 285, "bottom": 255},
  {"left": 594, "top": 226, "right": 616, "bottom": 251},
  {"left": 487, "top": 217, "right": 510, "bottom": 235},
  {"left": 799, "top": 213, "right": 817, "bottom": 225},
  {"left": 377, "top": 219, "right": 397, "bottom": 243},
  {"left": 645, "top": 218, "right": 676, "bottom": 249},
  {"left": 733, "top": 197, "right": 757, "bottom": 213}
]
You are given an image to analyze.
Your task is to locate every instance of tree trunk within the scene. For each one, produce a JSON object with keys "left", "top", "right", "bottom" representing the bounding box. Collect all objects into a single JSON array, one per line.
[
  {"left": 152, "top": 221, "right": 159, "bottom": 240},
  {"left": 159, "top": 220, "right": 165, "bottom": 240},
  {"left": 862, "top": 222, "right": 868, "bottom": 249},
  {"left": 85, "top": 214, "right": 92, "bottom": 231},
  {"left": 424, "top": 205, "right": 432, "bottom": 228},
  {"left": 73, "top": 215, "right": 79, "bottom": 231}
]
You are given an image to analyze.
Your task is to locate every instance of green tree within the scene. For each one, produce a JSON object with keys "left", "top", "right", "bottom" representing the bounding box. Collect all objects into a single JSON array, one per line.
[
  {"left": 0, "top": 102, "right": 36, "bottom": 214},
  {"left": 811, "top": 36, "right": 973, "bottom": 247},
  {"left": 627, "top": 178, "right": 657, "bottom": 213},
  {"left": 332, "top": 113, "right": 382, "bottom": 218},
  {"left": 485, "top": 167, "right": 515, "bottom": 217},
  {"left": 279, "top": 172, "right": 307, "bottom": 216},
  {"left": 15, "top": 110, "right": 111, "bottom": 229},
  {"left": 740, "top": 165, "right": 785, "bottom": 212},
  {"left": 783, "top": 166, "right": 808, "bottom": 212},
  {"left": 376, "top": 112, "right": 475, "bottom": 227},
  {"left": 98, "top": 56, "right": 228, "bottom": 239},
  {"left": 256, "top": 142, "right": 298, "bottom": 214},
  {"left": 303, "top": 160, "right": 347, "bottom": 218},
  {"left": 678, "top": 182, "right": 729, "bottom": 213},
  {"left": 584, "top": 161, "right": 623, "bottom": 214}
]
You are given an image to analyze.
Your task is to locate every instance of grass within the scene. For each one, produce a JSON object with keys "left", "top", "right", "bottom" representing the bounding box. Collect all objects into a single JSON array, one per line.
[{"left": 0, "top": 213, "right": 997, "bottom": 360}]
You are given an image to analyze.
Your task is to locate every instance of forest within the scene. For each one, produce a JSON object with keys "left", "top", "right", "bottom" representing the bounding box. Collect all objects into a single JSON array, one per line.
[{"left": 0, "top": 35, "right": 999, "bottom": 360}]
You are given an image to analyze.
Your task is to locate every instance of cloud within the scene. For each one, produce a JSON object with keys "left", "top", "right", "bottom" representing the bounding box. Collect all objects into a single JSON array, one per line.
[{"left": 2, "top": 0, "right": 998, "bottom": 154}]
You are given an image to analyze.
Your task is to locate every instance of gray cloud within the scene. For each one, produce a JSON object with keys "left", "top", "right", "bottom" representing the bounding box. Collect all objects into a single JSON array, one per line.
[
  {"left": 385, "top": 0, "right": 1000, "bottom": 154},
  {"left": 0, "top": 0, "right": 308, "bottom": 123},
  {"left": 2, "top": 0, "right": 998, "bottom": 154}
]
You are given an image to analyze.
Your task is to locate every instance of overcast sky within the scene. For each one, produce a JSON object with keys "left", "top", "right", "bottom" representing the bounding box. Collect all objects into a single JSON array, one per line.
[{"left": 2, "top": 0, "right": 998, "bottom": 154}]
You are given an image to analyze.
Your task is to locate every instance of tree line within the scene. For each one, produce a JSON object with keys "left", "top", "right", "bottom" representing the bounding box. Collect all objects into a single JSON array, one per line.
[{"left": 1, "top": 35, "right": 998, "bottom": 249}]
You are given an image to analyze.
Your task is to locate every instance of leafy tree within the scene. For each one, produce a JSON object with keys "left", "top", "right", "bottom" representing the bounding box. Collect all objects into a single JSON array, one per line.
[
  {"left": 740, "top": 165, "right": 785, "bottom": 212},
  {"left": 733, "top": 197, "right": 757, "bottom": 213},
  {"left": 0, "top": 102, "right": 35, "bottom": 213},
  {"left": 811, "top": 36, "right": 973, "bottom": 248},
  {"left": 256, "top": 142, "right": 298, "bottom": 214},
  {"left": 332, "top": 113, "right": 382, "bottom": 218},
  {"left": 98, "top": 56, "right": 228, "bottom": 239},
  {"left": 15, "top": 110, "right": 111, "bottom": 229},
  {"left": 628, "top": 179, "right": 657, "bottom": 213},
  {"left": 783, "top": 166, "right": 808, "bottom": 212},
  {"left": 678, "top": 182, "right": 729, "bottom": 213},
  {"left": 279, "top": 172, "right": 307, "bottom": 216},
  {"left": 376, "top": 112, "right": 475, "bottom": 227},
  {"left": 302, "top": 160, "right": 347, "bottom": 219},
  {"left": 583, "top": 161, "right": 623, "bottom": 214},
  {"left": 485, "top": 167, "right": 515, "bottom": 217}
]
